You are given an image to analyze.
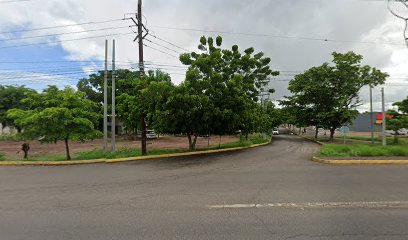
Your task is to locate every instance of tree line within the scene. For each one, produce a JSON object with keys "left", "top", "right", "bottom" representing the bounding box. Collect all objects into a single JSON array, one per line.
[
  {"left": 1, "top": 36, "right": 406, "bottom": 160},
  {"left": 0, "top": 36, "right": 283, "bottom": 159}
]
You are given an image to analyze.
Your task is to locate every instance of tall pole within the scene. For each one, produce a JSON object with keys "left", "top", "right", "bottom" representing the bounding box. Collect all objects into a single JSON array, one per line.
[
  {"left": 111, "top": 39, "right": 116, "bottom": 152},
  {"left": 138, "top": 0, "right": 147, "bottom": 155},
  {"left": 381, "top": 88, "right": 387, "bottom": 146},
  {"left": 369, "top": 85, "right": 374, "bottom": 144},
  {"left": 103, "top": 39, "right": 108, "bottom": 151}
]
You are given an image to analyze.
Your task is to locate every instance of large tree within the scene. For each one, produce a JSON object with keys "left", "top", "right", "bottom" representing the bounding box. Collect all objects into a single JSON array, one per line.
[
  {"left": 177, "top": 36, "right": 278, "bottom": 141},
  {"left": 0, "top": 85, "right": 37, "bottom": 132},
  {"left": 285, "top": 52, "right": 388, "bottom": 141},
  {"left": 116, "top": 70, "right": 172, "bottom": 137},
  {"left": 7, "top": 86, "right": 101, "bottom": 160}
]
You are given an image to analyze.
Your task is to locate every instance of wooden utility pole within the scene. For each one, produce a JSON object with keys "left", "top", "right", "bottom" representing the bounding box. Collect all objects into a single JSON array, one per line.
[{"left": 137, "top": 0, "right": 147, "bottom": 155}]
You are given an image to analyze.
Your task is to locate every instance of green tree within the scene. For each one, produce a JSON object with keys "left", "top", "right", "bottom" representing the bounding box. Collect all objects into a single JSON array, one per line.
[
  {"left": 153, "top": 83, "right": 213, "bottom": 150},
  {"left": 394, "top": 96, "right": 408, "bottom": 114},
  {"left": 116, "top": 70, "right": 172, "bottom": 138},
  {"left": 178, "top": 36, "right": 278, "bottom": 139},
  {"left": 285, "top": 52, "right": 388, "bottom": 141},
  {"left": 387, "top": 98, "right": 408, "bottom": 144},
  {"left": 0, "top": 85, "right": 37, "bottom": 132},
  {"left": 7, "top": 86, "right": 101, "bottom": 160}
]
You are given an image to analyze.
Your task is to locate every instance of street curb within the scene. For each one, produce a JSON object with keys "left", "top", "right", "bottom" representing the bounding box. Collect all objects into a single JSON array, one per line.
[
  {"left": 291, "top": 130, "right": 325, "bottom": 145},
  {"left": 312, "top": 156, "right": 408, "bottom": 165},
  {"left": 0, "top": 140, "right": 271, "bottom": 166}
]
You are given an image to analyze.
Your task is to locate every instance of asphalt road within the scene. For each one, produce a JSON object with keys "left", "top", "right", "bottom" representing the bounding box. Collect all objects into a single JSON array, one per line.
[{"left": 1, "top": 129, "right": 408, "bottom": 239}]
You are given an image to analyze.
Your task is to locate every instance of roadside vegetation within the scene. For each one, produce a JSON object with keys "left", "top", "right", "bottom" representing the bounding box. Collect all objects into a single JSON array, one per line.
[
  {"left": 0, "top": 134, "right": 270, "bottom": 162},
  {"left": 0, "top": 36, "right": 282, "bottom": 161},
  {"left": 320, "top": 144, "right": 408, "bottom": 157}
]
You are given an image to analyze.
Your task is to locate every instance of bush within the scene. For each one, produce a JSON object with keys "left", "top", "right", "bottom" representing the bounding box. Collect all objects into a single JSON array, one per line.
[
  {"left": 0, "top": 152, "right": 5, "bottom": 161},
  {"left": 320, "top": 144, "right": 408, "bottom": 157},
  {"left": 0, "top": 133, "right": 25, "bottom": 141}
]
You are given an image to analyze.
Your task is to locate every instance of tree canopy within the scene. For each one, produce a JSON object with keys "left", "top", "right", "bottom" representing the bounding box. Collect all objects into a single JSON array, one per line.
[
  {"left": 0, "top": 85, "right": 36, "bottom": 132},
  {"left": 282, "top": 51, "right": 388, "bottom": 141},
  {"left": 7, "top": 86, "right": 101, "bottom": 160}
]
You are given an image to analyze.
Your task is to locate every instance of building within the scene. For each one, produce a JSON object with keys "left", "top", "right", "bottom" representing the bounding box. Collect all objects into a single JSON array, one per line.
[{"left": 348, "top": 112, "right": 382, "bottom": 132}]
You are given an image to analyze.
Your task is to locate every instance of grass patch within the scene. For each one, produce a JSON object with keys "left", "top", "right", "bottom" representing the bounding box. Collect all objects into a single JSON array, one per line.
[
  {"left": 320, "top": 144, "right": 408, "bottom": 157},
  {"left": 75, "top": 148, "right": 187, "bottom": 160}
]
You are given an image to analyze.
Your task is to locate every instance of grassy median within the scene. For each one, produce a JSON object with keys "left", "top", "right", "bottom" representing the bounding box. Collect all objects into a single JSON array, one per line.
[{"left": 320, "top": 144, "right": 408, "bottom": 157}]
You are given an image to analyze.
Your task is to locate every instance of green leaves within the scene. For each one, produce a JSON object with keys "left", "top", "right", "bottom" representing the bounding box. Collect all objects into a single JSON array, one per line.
[
  {"left": 283, "top": 51, "right": 388, "bottom": 141},
  {"left": 6, "top": 86, "right": 102, "bottom": 159}
]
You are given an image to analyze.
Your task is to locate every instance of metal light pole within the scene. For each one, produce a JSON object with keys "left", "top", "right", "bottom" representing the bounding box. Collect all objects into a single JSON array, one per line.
[
  {"left": 103, "top": 39, "right": 108, "bottom": 151},
  {"left": 369, "top": 85, "right": 374, "bottom": 144},
  {"left": 111, "top": 39, "right": 116, "bottom": 152},
  {"left": 381, "top": 88, "right": 387, "bottom": 146}
]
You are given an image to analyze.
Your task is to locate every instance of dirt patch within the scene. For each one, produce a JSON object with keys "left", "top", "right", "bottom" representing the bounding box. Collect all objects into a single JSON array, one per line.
[{"left": 0, "top": 135, "right": 239, "bottom": 160}]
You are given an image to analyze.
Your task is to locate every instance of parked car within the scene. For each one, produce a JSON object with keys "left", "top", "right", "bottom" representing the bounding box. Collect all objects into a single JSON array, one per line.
[
  {"left": 146, "top": 130, "right": 158, "bottom": 139},
  {"left": 273, "top": 128, "right": 279, "bottom": 135},
  {"left": 398, "top": 128, "right": 408, "bottom": 135}
]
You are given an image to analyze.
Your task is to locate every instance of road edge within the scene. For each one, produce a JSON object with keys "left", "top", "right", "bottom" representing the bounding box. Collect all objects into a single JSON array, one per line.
[
  {"left": 0, "top": 140, "right": 271, "bottom": 166},
  {"left": 312, "top": 156, "right": 408, "bottom": 165}
]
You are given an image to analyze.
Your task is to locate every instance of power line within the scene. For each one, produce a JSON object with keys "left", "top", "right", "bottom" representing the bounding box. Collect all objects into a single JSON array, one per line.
[
  {"left": 0, "top": 0, "right": 30, "bottom": 3},
  {"left": 144, "top": 38, "right": 181, "bottom": 54},
  {"left": 149, "top": 33, "right": 190, "bottom": 52},
  {"left": 0, "top": 32, "right": 134, "bottom": 49},
  {"left": 0, "top": 18, "right": 124, "bottom": 35},
  {"left": 143, "top": 43, "right": 178, "bottom": 58},
  {"left": 151, "top": 25, "right": 406, "bottom": 46},
  {"left": 0, "top": 25, "right": 132, "bottom": 42}
]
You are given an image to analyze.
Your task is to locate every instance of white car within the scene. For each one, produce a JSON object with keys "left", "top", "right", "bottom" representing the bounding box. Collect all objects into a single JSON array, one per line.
[
  {"left": 272, "top": 129, "right": 279, "bottom": 135},
  {"left": 146, "top": 130, "right": 158, "bottom": 139},
  {"left": 398, "top": 128, "right": 408, "bottom": 135}
]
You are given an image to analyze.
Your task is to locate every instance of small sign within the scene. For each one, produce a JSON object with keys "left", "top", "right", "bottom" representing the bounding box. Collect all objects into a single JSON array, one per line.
[{"left": 340, "top": 126, "right": 350, "bottom": 134}]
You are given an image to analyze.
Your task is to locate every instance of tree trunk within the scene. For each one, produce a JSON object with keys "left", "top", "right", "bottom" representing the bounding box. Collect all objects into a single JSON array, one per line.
[
  {"left": 192, "top": 134, "right": 198, "bottom": 150},
  {"left": 140, "top": 115, "right": 147, "bottom": 155},
  {"left": 394, "top": 132, "right": 399, "bottom": 144},
  {"left": 245, "top": 133, "right": 248, "bottom": 141},
  {"left": 298, "top": 127, "right": 301, "bottom": 135},
  {"left": 219, "top": 135, "right": 222, "bottom": 149},
  {"left": 329, "top": 127, "right": 336, "bottom": 142},
  {"left": 64, "top": 138, "right": 71, "bottom": 160},
  {"left": 315, "top": 127, "right": 319, "bottom": 140}
]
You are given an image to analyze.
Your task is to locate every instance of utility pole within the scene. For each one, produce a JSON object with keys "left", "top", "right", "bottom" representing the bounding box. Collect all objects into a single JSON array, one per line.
[
  {"left": 381, "top": 88, "right": 387, "bottom": 146},
  {"left": 103, "top": 39, "right": 108, "bottom": 151},
  {"left": 369, "top": 85, "right": 374, "bottom": 144},
  {"left": 125, "top": 0, "right": 149, "bottom": 155},
  {"left": 111, "top": 39, "right": 116, "bottom": 152},
  {"left": 137, "top": 0, "right": 147, "bottom": 155}
]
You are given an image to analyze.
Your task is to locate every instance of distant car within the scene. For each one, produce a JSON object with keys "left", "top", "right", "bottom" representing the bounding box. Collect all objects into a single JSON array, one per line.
[
  {"left": 398, "top": 128, "right": 408, "bottom": 135},
  {"left": 272, "top": 128, "right": 279, "bottom": 135},
  {"left": 146, "top": 130, "right": 158, "bottom": 139}
]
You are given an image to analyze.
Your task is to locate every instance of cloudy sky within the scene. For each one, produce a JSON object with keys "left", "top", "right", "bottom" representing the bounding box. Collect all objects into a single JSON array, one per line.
[{"left": 0, "top": 0, "right": 407, "bottom": 112}]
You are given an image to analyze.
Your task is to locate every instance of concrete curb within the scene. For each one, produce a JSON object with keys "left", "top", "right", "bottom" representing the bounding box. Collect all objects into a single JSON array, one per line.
[
  {"left": 312, "top": 156, "right": 408, "bottom": 165},
  {"left": 0, "top": 141, "right": 271, "bottom": 166},
  {"left": 291, "top": 130, "right": 325, "bottom": 145}
]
